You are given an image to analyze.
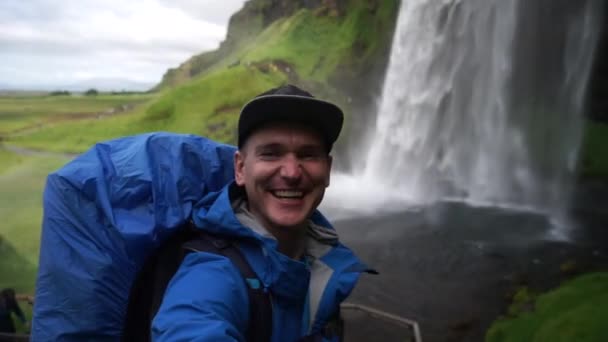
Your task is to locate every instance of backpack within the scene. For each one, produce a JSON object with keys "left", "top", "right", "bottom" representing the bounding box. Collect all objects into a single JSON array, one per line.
[
  {"left": 32, "top": 133, "right": 238, "bottom": 340},
  {"left": 121, "top": 221, "right": 272, "bottom": 342},
  {"left": 33, "top": 132, "right": 344, "bottom": 341}
]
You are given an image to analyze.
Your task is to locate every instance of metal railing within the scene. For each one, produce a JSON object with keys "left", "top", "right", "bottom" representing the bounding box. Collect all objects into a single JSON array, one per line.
[
  {"left": 341, "top": 302, "right": 423, "bottom": 342},
  {"left": 10, "top": 296, "right": 421, "bottom": 341}
]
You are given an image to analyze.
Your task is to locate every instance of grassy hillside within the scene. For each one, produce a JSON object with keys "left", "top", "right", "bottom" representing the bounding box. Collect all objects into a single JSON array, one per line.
[
  {"left": 8, "top": 0, "right": 399, "bottom": 151},
  {"left": 486, "top": 272, "right": 608, "bottom": 342}
]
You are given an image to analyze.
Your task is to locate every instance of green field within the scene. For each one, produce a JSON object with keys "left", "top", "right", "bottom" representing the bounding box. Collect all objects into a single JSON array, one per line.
[
  {"left": 0, "top": 94, "right": 154, "bottom": 136},
  {"left": 1, "top": 93, "right": 155, "bottom": 295},
  {"left": 0, "top": 153, "right": 69, "bottom": 293}
]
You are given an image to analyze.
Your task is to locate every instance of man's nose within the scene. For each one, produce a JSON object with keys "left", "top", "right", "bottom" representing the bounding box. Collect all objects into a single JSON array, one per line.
[{"left": 279, "top": 154, "right": 302, "bottom": 180}]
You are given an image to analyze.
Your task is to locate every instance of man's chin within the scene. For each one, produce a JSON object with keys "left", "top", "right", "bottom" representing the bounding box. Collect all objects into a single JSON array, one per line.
[{"left": 269, "top": 215, "right": 309, "bottom": 231}]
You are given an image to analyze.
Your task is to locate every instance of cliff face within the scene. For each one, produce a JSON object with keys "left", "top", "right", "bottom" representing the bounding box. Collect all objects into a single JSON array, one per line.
[
  {"left": 158, "top": 0, "right": 346, "bottom": 88},
  {"left": 157, "top": 0, "right": 390, "bottom": 89},
  {"left": 147, "top": 0, "right": 400, "bottom": 169}
]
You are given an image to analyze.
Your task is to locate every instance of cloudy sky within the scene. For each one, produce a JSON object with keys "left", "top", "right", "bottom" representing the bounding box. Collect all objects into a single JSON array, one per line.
[{"left": 0, "top": 0, "right": 247, "bottom": 90}]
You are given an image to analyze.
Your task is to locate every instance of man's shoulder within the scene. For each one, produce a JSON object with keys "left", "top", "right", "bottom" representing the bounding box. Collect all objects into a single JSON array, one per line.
[{"left": 169, "top": 251, "right": 250, "bottom": 298}]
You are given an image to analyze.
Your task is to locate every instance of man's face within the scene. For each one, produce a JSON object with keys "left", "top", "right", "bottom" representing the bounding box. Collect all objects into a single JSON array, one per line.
[{"left": 234, "top": 122, "right": 332, "bottom": 232}]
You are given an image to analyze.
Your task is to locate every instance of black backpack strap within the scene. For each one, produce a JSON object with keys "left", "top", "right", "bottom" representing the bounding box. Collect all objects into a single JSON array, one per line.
[
  {"left": 183, "top": 234, "right": 272, "bottom": 342},
  {"left": 297, "top": 310, "right": 344, "bottom": 342},
  {"left": 122, "top": 227, "right": 200, "bottom": 342},
  {"left": 122, "top": 226, "right": 272, "bottom": 342}
]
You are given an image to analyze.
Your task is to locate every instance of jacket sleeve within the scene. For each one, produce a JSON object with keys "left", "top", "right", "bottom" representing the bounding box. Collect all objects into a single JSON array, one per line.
[{"left": 151, "top": 252, "right": 250, "bottom": 342}]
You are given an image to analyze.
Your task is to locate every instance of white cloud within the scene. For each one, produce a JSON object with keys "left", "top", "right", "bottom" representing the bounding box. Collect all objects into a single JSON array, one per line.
[
  {"left": 0, "top": 0, "right": 247, "bottom": 90},
  {"left": 159, "top": 0, "right": 248, "bottom": 26}
]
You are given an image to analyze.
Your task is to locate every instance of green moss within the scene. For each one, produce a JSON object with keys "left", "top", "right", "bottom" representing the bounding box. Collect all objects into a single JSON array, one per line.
[
  {"left": 486, "top": 272, "right": 608, "bottom": 342},
  {"left": 579, "top": 121, "right": 608, "bottom": 180}
]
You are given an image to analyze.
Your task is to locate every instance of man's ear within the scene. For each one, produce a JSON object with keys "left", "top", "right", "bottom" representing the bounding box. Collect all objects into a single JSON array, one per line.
[
  {"left": 325, "top": 155, "right": 333, "bottom": 187},
  {"left": 234, "top": 151, "right": 246, "bottom": 186}
]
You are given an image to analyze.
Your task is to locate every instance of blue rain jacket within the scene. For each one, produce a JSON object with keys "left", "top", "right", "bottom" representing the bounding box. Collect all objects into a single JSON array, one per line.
[
  {"left": 152, "top": 184, "right": 368, "bottom": 342},
  {"left": 32, "top": 132, "right": 236, "bottom": 341}
]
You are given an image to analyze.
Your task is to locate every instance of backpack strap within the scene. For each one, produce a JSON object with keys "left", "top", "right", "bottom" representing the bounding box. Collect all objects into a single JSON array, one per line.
[
  {"left": 122, "top": 227, "right": 197, "bottom": 342},
  {"left": 297, "top": 310, "right": 344, "bottom": 342},
  {"left": 121, "top": 225, "right": 272, "bottom": 342},
  {"left": 182, "top": 233, "right": 273, "bottom": 342}
]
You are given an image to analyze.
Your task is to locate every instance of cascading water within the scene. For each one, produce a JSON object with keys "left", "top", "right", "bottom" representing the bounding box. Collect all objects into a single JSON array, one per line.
[{"left": 325, "top": 0, "right": 603, "bottom": 217}]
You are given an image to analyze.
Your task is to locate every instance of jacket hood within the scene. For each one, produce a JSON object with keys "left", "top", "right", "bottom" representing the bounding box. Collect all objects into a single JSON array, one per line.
[
  {"left": 191, "top": 182, "right": 370, "bottom": 334},
  {"left": 192, "top": 183, "right": 336, "bottom": 243}
]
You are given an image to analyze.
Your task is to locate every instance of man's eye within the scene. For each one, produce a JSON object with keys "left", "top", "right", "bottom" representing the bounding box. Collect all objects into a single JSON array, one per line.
[
  {"left": 299, "top": 152, "right": 323, "bottom": 160},
  {"left": 259, "top": 151, "right": 279, "bottom": 158}
]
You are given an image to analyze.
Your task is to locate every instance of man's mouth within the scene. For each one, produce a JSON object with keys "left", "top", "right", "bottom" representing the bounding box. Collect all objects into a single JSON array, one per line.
[{"left": 271, "top": 190, "right": 304, "bottom": 199}]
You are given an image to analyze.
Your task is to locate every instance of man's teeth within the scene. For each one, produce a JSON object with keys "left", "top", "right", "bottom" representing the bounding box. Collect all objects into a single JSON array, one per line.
[{"left": 273, "top": 190, "right": 303, "bottom": 198}]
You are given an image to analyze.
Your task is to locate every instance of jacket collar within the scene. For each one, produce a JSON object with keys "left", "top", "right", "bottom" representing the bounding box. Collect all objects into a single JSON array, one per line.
[{"left": 192, "top": 182, "right": 370, "bottom": 327}]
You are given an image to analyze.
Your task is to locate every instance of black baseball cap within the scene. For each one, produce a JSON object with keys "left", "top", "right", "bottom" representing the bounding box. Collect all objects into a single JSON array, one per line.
[{"left": 237, "top": 84, "right": 344, "bottom": 152}]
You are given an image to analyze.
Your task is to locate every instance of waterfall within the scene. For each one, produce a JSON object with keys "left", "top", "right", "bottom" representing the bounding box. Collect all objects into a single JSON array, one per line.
[{"left": 330, "top": 0, "right": 603, "bottom": 215}]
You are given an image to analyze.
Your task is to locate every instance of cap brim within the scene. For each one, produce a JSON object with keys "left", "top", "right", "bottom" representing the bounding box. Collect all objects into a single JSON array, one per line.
[{"left": 238, "top": 94, "right": 344, "bottom": 149}]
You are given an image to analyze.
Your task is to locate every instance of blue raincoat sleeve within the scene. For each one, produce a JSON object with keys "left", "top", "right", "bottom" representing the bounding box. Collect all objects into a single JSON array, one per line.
[
  {"left": 152, "top": 252, "right": 249, "bottom": 342},
  {"left": 32, "top": 132, "right": 236, "bottom": 341}
]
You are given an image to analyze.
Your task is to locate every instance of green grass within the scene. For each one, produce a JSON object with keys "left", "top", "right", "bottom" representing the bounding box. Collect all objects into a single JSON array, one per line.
[
  {"left": 142, "top": 65, "right": 288, "bottom": 143},
  {"left": 0, "top": 147, "right": 25, "bottom": 173},
  {"left": 5, "top": 92, "right": 162, "bottom": 153},
  {"left": 580, "top": 121, "right": 608, "bottom": 180},
  {"left": 8, "top": 108, "right": 149, "bottom": 153},
  {"left": 486, "top": 272, "right": 608, "bottom": 342},
  {"left": 10, "top": 66, "right": 287, "bottom": 150},
  {"left": 0, "top": 153, "right": 69, "bottom": 293},
  {"left": 0, "top": 94, "right": 153, "bottom": 135}
]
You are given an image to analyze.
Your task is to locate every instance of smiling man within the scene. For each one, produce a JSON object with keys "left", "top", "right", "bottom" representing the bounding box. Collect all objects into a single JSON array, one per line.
[{"left": 151, "top": 84, "right": 370, "bottom": 342}]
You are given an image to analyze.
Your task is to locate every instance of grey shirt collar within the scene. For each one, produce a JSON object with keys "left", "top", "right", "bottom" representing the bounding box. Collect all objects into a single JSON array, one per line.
[{"left": 232, "top": 197, "right": 338, "bottom": 259}]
